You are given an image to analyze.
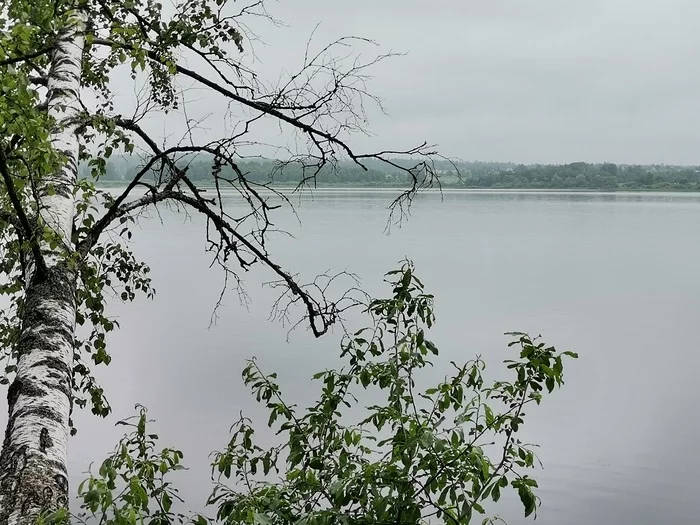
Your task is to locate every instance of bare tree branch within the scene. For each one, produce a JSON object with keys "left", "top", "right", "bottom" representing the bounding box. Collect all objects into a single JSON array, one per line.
[
  {"left": 72, "top": 10, "right": 455, "bottom": 339},
  {"left": 0, "top": 46, "right": 54, "bottom": 67},
  {"left": 92, "top": 38, "right": 381, "bottom": 162}
]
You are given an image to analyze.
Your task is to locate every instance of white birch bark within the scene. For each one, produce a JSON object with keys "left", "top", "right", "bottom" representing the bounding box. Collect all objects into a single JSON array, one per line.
[{"left": 0, "top": 11, "right": 85, "bottom": 524}]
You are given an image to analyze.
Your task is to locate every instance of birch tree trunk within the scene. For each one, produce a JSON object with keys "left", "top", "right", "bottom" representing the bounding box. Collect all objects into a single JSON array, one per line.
[{"left": 0, "top": 13, "right": 85, "bottom": 524}]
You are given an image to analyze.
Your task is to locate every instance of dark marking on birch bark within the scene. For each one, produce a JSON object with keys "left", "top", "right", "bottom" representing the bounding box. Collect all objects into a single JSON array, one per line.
[
  {"left": 32, "top": 357, "right": 70, "bottom": 375},
  {"left": 54, "top": 475, "right": 68, "bottom": 507},
  {"left": 7, "top": 380, "right": 47, "bottom": 402},
  {"left": 38, "top": 429, "right": 53, "bottom": 453},
  {"left": 14, "top": 407, "right": 63, "bottom": 424},
  {"left": 46, "top": 371, "right": 63, "bottom": 382},
  {"left": 6, "top": 381, "right": 21, "bottom": 410}
]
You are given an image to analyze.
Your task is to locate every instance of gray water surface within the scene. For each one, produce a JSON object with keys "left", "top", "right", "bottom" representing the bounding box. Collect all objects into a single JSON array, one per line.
[{"left": 13, "top": 190, "right": 700, "bottom": 523}]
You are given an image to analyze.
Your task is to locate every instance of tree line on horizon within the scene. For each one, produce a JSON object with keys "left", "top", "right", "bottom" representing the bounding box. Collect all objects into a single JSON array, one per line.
[{"left": 83, "top": 155, "right": 700, "bottom": 190}]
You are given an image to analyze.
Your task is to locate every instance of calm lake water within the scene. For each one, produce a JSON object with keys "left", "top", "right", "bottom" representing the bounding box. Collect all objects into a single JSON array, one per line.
[{"left": 9, "top": 189, "right": 700, "bottom": 523}]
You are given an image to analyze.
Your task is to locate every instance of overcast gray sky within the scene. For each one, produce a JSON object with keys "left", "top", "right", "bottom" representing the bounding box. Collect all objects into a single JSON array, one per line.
[{"left": 125, "top": 0, "right": 700, "bottom": 165}]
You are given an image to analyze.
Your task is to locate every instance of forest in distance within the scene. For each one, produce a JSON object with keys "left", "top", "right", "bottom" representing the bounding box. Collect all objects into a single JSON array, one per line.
[{"left": 81, "top": 154, "right": 700, "bottom": 191}]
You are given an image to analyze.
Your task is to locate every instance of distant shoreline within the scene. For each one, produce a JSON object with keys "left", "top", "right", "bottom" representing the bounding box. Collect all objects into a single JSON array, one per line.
[
  {"left": 84, "top": 158, "right": 700, "bottom": 192},
  {"left": 91, "top": 181, "right": 700, "bottom": 194}
]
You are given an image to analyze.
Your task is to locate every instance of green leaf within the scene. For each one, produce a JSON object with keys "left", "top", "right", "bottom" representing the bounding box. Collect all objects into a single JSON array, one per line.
[
  {"left": 484, "top": 405, "right": 495, "bottom": 426},
  {"left": 492, "top": 483, "right": 501, "bottom": 502},
  {"left": 518, "top": 485, "right": 537, "bottom": 517},
  {"left": 360, "top": 368, "right": 370, "bottom": 387},
  {"left": 545, "top": 376, "right": 555, "bottom": 392},
  {"left": 162, "top": 491, "right": 172, "bottom": 512}
]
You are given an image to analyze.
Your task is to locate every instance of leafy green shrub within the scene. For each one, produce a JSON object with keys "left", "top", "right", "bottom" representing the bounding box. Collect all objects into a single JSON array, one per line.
[{"left": 64, "top": 262, "right": 576, "bottom": 525}]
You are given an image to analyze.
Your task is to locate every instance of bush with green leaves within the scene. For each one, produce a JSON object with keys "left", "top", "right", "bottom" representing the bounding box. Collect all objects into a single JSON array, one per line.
[{"left": 60, "top": 261, "right": 576, "bottom": 525}]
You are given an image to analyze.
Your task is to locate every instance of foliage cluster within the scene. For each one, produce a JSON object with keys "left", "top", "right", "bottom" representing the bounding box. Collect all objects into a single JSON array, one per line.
[{"left": 47, "top": 263, "right": 576, "bottom": 525}]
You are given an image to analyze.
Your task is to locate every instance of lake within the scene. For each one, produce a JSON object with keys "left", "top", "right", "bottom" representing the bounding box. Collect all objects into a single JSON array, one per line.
[{"left": 13, "top": 189, "right": 700, "bottom": 523}]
